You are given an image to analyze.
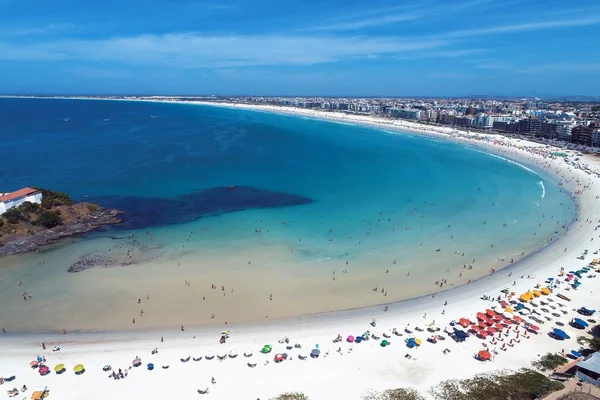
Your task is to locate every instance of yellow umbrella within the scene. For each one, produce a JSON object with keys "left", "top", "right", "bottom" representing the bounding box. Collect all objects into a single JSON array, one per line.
[
  {"left": 592, "top": 259, "right": 598, "bottom": 265},
  {"left": 519, "top": 294, "right": 531, "bottom": 302},
  {"left": 505, "top": 307, "right": 514, "bottom": 313},
  {"left": 54, "top": 363, "right": 65, "bottom": 373},
  {"left": 73, "top": 364, "right": 85, "bottom": 374},
  {"left": 532, "top": 289, "right": 542, "bottom": 297},
  {"left": 414, "top": 338, "right": 422, "bottom": 346},
  {"left": 541, "top": 287, "right": 552, "bottom": 295}
]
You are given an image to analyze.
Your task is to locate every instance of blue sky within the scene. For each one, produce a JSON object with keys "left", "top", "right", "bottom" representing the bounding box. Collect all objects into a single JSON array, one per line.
[{"left": 0, "top": 0, "right": 599, "bottom": 96}]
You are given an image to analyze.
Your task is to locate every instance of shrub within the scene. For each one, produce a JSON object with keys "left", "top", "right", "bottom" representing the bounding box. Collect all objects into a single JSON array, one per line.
[
  {"left": 33, "top": 187, "right": 74, "bottom": 209},
  {"left": 0, "top": 218, "right": 4, "bottom": 228},
  {"left": 87, "top": 204, "right": 99, "bottom": 213},
  {"left": 18, "top": 201, "right": 41, "bottom": 214},
  {"left": 3, "top": 208, "right": 24, "bottom": 224},
  {"left": 34, "top": 211, "right": 62, "bottom": 229},
  {"left": 429, "top": 368, "right": 564, "bottom": 400},
  {"left": 363, "top": 388, "right": 425, "bottom": 400},
  {"left": 270, "top": 393, "right": 309, "bottom": 400},
  {"left": 531, "top": 353, "right": 568, "bottom": 371}
]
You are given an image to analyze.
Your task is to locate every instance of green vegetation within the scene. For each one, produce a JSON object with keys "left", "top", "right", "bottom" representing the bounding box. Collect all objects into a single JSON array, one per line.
[
  {"left": 428, "top": 368, "right": 564, "bottom": 400},
  {"left": 363, "top": 388, "right": 425, "bottom": 400},
  {"left": 3, "top": 208, "right": 24, "bottom": 224},
  {"left": 270, "top": 393, "right": 309, "bottom": 400},
  {"left": 19, "top": 201, "right": 41, "bottom": 214},
  {"left": 531, "top": 353, "right": 569, "bottom": 371},
  {"left": 34, "top": 210, "right": 62, "bottom": 229},
  {"left": 87, "top": 204, "right": 98, "bottom": 213},
  {"left": 32, "top": 187, "right": 74, "bottom": 209}
]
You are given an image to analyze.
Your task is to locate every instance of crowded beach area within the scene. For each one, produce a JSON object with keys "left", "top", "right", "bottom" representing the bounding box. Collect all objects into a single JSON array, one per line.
[{"left": 2, "top": 105, "right": 600, "bottom": 399}]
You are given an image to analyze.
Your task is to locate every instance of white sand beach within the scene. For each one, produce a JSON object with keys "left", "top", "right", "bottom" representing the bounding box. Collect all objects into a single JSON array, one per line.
[{"left": 2, "top": 102, "right": 600, "bottom": 400}]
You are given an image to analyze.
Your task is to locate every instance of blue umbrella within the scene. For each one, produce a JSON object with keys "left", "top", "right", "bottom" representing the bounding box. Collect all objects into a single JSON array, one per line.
[
  {"left": 310, "top": 349, "right": 320, "bottom": 358},
  {"left": 147, "top": 363, "right": 154, "bottom": 370},
  {"left": 573, "top": 318, "right": 589, "bottom": 328},
  {"left": 571, "top": 350, "right": 582, "bottom": 358},
  {"left": 553, "top": 328, "right": 570, "bottom": 340}
]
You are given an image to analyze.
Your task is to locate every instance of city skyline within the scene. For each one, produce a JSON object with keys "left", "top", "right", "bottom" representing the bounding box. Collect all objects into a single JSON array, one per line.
[{"left": 1, "top": 0, "right": 599, "bottom": 96}]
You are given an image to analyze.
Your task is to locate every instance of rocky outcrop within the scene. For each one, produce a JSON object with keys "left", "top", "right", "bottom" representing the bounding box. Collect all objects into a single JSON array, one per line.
[{"left": 0, "top": 208, "right": 122, "bottom": 256}]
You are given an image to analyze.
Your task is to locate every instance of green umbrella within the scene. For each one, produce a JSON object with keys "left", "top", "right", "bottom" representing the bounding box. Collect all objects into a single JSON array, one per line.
[
  {"left": 381, "top": 340, "right": 390, "bottom": 347},
  {"left": 261, "top": 345, "right": 272, "bottom": 354}
]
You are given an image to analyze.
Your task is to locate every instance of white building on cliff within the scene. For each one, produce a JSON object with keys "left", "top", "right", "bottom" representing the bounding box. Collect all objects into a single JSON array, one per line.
[{"left": 0, "top": 188, "right": 43, "bottom": 215}]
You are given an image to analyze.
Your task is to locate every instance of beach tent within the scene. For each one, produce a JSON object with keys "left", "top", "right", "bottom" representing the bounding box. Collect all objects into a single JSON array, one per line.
[
  {"left": 477, "top": 350, "right": 492, "bottom": 361},
  {"left": 553, "top": 328, "right": 570, "bottom": 340},
  {"left": 54, "top": 364, "right": 65, "bottom": 374},
  {"left": 452, "top": 330, "right": 469, "bottom": 342},
  {"left": 572, "top": 318, "right": 589, "bottom": 329},
  {"left": 73, "top": 364, "right": 85, "bottom": 375}
]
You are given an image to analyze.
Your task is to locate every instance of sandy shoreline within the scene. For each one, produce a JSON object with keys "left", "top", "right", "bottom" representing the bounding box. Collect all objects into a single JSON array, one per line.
[{"left": 2, "top": 99, "right": 600, "bottom": 399}]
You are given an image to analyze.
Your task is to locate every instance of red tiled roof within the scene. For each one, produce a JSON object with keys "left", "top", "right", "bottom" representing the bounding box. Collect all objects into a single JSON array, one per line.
[{"left": 0, "top": 188, "right": 40, "bottom": 202}]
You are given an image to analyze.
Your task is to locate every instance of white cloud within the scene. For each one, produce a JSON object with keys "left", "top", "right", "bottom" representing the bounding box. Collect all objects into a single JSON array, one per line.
[
  {"left": 0, "top": 33, "right": 447, "bottom": 67},
  {"left": 520, "top": 63, "right": 600, "bottom": 73},
  {"left": 308, "top": 14, "right": 419, "bottom": 31}
]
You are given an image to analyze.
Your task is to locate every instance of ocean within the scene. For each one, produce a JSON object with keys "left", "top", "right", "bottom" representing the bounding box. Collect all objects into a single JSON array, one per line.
[{"left": 0, "top": 98, "right": 577, "bottom": 332}]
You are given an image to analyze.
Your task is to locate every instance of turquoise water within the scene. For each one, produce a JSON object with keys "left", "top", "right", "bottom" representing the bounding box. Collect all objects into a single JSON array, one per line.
[{"left": 0, "top": 99, "right": 577, "bottom": 331}]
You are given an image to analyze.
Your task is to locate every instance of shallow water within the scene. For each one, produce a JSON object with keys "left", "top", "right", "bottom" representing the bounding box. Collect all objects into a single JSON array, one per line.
[{"left": 0, "top": 99, "right": 576, "bottom": 332}]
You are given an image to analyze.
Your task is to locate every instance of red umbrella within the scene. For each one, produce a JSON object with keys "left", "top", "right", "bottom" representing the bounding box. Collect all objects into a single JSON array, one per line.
[
  {"left": 500, "top": 300, "right": 509, "bottom": 308},
  {"left": 513, "top": 316, "right": 524, "bottom": 324},
  {"left": 458, "top": 318, "right": 470, "bottom": 328},
  {"left": 487, "top": 327, "right": 497, "bottom": 334},
  {"left": 527, "top": 324, "right": 539, "bottom": 331},
  {"left": 476, "top": 312, "right": 487, "bottom": 320},
  {"left": 486, "top": 309, "right": 496, "bottom": 317},
  {"left": 494, "top": 323, "right": 504, "bottom": 330},
  {"left": 478, "top": 321, "right": 487, "bottom": 329},
  {"left": 485, "top": 318, "right": 495, "bottom": 326},
  {"left": 274, "top": 354, "right": 285, "bottom": 362},
  {"left": 493, "top": 314, "right": 504, "bottom": 322},
  {"left": 470, "top": 325, "right": 480, "bottom": 332},
  {"left": 478, "top": 350, "right": 492, "bottom": 361}
]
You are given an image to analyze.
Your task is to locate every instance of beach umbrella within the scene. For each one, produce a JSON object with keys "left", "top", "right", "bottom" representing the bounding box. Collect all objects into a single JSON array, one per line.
[
  {"left": 244, "top": 349, "right": 253, "bottom": 357},
  {"left": 274, "top": 353, "right": 285, "bottom": 362},
  {"left": 494, "top": 323, "right": 504, "bottom": 330},
  {"left": 470, "top": 325, "right": 480, "bottom": 332},
  {"left": 147, "top": 363, "right": 154, "bottom": 371},
  {"left": 519, "top": 294, "right": 531, "bottom": 302},
  {"left": 29, "top": 360, "right": 39, "bottom": 367},
  {"left": 298, "top": 353, "right": 307, "bottom": 360},
  {"left": 571, "top": 350, "right": 582, "bottom": 358},
  {"left": 54, "top": 364, "right": 65, "bottom": 374},
  {"left": 415, "top": 338, "right": 422, "bottom": 346},
  {"left": 485, "top": 318, "right": 494, "bottom": 326},
  {"left": 381, "top": 340, "right": 390, "bottom": 347},
  {"left": 486, "top": 309, "right": 496, "bottom": 317},
  {"left": 573, "top": 318, "right": 589, "bottom": 328},
  {"left": 532, "top": 290, "right": 542, "bottom": 297},
  {"left": 261, "top": 345, "right": 272, "bottom": 354},
  {"left": 458, "top": 318, "right": 470, "bottom": 328},
  {"left": 541, "top": 287, "right": 552, "bottom": 295},
  {"left": 347, "top": 335, "right": 355, "bottom": 343},
  {"left": 513, "top": 316, "right": 524, "bottom": 324},
  {"left": 38, "top": 365, "right": 50, "bottom": 376},
  {"left": 476, "top": 312, "right": 487, "bottom": 320},
  {"left": 229, "top": 349, "right": 238, "bottom": 358},
  {"left": 478, "top": 321, "right": 487, "bottom": 329},
  {"left": 73, "top": 364, "right": 85, "bottom": 375},
  {"left": 527, "top": 324, "right": 540, "bottom": 331},
  {"left": 487, "top": 327, "right": 496, "bottom": 334},
  {"left": 37, "top": 356, "right": 43, "bottom": 363},
  {"left": 310, "top": 349, "right": 320, "bottom": 358},
  {"left": 217, "top": 351, "right": 227, "bottom": 359},
  {"left": 406, "top": 340, "right": 416, "bottom": 348},
  {"left": 505, "top": 307, "right": 514, "bottom": 314},
  {"left": 205, "top": 351, "right": 215, "bottom": 360},
  {"left": 478, "top": 350, "right": 492, "bottom": 361},
  {"left": 552, "top": 328, "right": 570, "bottom": 340}
]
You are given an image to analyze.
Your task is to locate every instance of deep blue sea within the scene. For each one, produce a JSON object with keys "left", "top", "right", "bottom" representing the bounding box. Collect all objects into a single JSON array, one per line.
[{"left": 0, "top": 98, "right": 578, "bottom": 331}]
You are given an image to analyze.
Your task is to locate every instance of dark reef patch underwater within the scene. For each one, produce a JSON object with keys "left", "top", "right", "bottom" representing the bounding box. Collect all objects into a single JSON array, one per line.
[{"left": 90, "top": 186, "right": 313, "bottom": 230}]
